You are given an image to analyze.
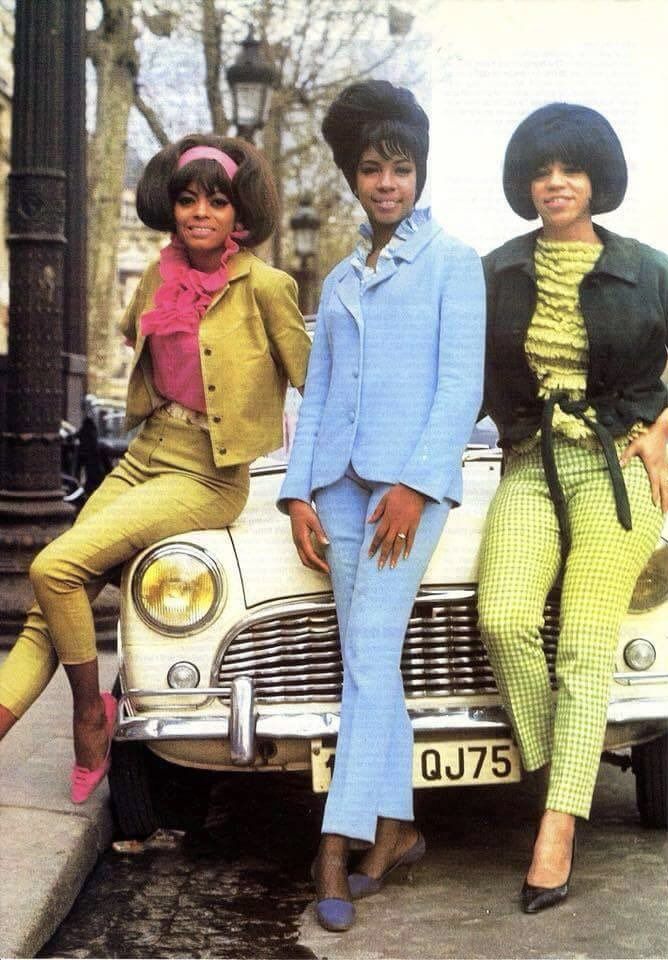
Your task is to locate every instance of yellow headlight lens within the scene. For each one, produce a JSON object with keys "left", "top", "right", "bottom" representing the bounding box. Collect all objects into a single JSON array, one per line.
[
  {"left": 629, "top": 544, "right": 668, "bottom": 613},
  {"left": 133, "top": 546, "right": 224, "bottom": 633}
]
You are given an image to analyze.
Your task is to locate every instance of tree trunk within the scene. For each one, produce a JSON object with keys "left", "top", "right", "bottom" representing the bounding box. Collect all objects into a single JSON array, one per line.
[
  {"left": 202, "top": 0, "right": 227, "bottom": 134},
  {"left": 262, "top": 95, "right": 284, "bottom": 269},
  {"left": 86, "top": 0, "right": 137, "bottom": 392}
]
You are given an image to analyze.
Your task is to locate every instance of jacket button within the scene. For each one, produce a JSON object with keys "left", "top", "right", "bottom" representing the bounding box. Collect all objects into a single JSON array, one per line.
[
  {"left": 352, "top": 369, "right": 359, "bottom": 379},
  {"left": 208, "top": 384, "right": 216, "bottom": 392},
  {"left": 204, "top": 348, "right": 212, "bottom": 356},
  {"left": 213, "top": 416, "right": 221, "bottom": 424},
  {"left": 218, "top": 447, "right": 226, "bottom": 455},
  {"left": 600, "top": 414, "right": 614, "bottom": 426},
  {"left": 349, "top": 411, "right": 355, "bottom": 422}
]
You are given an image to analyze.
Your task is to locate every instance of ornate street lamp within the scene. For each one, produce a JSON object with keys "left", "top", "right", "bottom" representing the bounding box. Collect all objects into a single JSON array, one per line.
[
  {"left": 289, "top": 194, "right": 320, "bottom": 316},
  {"left": 225, "top": 28, "right": 278, "bottom": 142}
]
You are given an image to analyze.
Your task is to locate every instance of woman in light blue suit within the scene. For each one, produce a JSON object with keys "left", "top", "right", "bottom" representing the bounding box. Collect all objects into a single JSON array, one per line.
[{"left": 278, "top": 81, "right": 486, "bottom": 932}]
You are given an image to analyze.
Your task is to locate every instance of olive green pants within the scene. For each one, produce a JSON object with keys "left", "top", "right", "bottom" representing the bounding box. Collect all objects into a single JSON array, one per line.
[
  {"left": 478, "top": 438, "right": 663, "bottom": 819},
  {"left": 0, "top": 409, "right": 249, "bottom": 718}
]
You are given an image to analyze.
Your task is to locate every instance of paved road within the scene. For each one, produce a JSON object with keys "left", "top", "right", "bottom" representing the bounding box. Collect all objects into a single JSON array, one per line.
[{"left": 40, "top": 760, "right": 667, "bottom": 959}]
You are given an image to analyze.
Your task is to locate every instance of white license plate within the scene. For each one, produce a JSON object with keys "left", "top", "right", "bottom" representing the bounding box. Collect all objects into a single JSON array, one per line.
[{"left": 311, "top": 738, "right": 521, "bottom": 793}]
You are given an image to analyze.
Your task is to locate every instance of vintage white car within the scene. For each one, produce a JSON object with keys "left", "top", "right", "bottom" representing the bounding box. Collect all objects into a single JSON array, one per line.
[{"left": 109, "top": 405, "right": 668, "bottom": 838}]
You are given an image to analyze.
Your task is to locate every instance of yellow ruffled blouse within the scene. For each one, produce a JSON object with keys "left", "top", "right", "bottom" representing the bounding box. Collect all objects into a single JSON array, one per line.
[{"left": 521, "top": 237, "right": 602, "bottom": 448}]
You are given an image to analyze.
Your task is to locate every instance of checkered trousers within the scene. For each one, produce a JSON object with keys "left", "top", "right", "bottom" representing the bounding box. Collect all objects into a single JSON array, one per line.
[{"left": 477, "top": 437, "right": 663, "bottom": 819}]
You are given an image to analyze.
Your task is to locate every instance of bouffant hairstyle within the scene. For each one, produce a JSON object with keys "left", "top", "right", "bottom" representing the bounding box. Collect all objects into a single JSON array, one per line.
[
  {"left": 503, "top": 102, "right": 627, "bottom": 220},
  {"left": 135, "top": 133, "right": 279, "bottom": 246},
  {"left": 321, "top": 80, "right": 429, "bottom": 202}
]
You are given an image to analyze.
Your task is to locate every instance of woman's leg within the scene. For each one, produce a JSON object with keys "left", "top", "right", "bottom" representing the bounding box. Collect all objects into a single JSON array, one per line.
[
  {"left": 544, "top": 451, "right": 663, "bottom": 820},
  {"left": 527, "top": 450, "right": 662, "bottom": 890},
  {"left": 316, "top": 476, "right": 450, "bottom": 843},
  {"left": 312, "top": 473, "right": 370, "bottom": 902},
  {"left": 0, "top": 468, "right": 133, "bottom": 742},
  {"left": 478, "top": 452, "right": 563, "bottom": 772},
  {"left": 1, "top": 442, "right": 248, "bottom": 767}
]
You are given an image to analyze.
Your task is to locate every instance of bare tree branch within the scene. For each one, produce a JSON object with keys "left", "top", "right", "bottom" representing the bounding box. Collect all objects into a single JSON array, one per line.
[{"left": 133, "top": 87, "right": 170, "bottom": 145}]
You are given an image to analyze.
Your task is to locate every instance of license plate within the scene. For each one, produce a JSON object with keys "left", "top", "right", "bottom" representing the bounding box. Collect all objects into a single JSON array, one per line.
[{"left": 311, "top": 738, "right": 521, "bottom": 793}]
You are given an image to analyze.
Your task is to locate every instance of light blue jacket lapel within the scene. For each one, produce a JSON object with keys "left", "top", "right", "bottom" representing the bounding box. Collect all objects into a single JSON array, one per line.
[{"left": 334, "top": 267, "right": 363, "bottom": 328}]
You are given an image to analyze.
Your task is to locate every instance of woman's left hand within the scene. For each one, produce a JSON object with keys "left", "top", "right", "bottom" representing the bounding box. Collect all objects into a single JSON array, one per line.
[
  {"left": 620, "top": 411, "right": 668, "bottom": 512},
  {"left": 367, "top": 483, "right": 426, "bottom": 569}
]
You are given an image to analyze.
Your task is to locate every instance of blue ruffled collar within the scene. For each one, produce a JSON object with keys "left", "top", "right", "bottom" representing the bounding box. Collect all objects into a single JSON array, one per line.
[{"left": 351, "top": 207, "right": 432, "bottom": 281}]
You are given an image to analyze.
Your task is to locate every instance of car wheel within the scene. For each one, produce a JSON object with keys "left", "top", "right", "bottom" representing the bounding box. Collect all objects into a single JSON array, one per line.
[
  {"left": 109, "top": 680, "right": 213, "bottom": 839},
  {"left": 109, "top": 739, "right": 161, "bottom": 839},
  {"left": 631, "top": 734, "right": 668, "bottom": 829},
  {"left": 109, "top": 738, "right": 214, "bottom": 840}
]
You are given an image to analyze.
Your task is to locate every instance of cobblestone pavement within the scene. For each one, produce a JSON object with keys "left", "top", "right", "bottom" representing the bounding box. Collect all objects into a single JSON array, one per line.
[
  {"left": 39, "top": 762, "right": 668, "bottom": 959},
  {"left": 39, "top": 774, "right": 323, "bottom": 959}
]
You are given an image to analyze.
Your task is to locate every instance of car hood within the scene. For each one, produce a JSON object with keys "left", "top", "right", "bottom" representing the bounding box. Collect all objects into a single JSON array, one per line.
[{"left": 228, "top": 458, "right": 501, "bottom": 609}]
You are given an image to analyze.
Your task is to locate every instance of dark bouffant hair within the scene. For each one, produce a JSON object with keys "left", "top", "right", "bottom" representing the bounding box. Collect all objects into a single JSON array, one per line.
[
  {"left": 503, "top": 102, "right": 627, "bottom": 220},
  {"left": 135, "top": 133, "right": 279, "bottom": 246},
  {"left": 321, "top": 80, "right": 429, "bottom": 201}
]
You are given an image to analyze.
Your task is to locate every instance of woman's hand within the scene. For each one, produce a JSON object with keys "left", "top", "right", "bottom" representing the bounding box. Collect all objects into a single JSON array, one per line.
[
  {"left": 620, "top": 411, "right": 668, "bottom": 512},
  {"left": 367, "top": 483, "right": 426, "bottom": 569},
  {"left": 287, "top": 499, "right": 330, "bottom": 573}
]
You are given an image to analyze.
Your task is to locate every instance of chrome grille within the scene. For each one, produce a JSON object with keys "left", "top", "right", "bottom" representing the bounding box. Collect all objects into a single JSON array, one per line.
[{"left": 216, "top": 592, "right": 560, "bottom": 704}]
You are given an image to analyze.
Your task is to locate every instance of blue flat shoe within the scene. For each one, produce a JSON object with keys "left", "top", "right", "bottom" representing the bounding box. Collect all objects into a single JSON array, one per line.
[
  {"left": 348, "top": 830, "right": 426, "bottom": 900},
  {"left": 315, "top": 897, "right": 355, "bottom": 931}
]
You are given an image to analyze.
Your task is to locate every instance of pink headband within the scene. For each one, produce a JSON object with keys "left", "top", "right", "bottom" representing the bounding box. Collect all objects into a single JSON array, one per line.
[{"left": 177, "top": 146, "right": 238, "bottom": 180}]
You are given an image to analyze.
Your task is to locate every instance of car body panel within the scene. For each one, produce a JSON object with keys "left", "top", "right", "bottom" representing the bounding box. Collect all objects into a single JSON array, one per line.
[{"left": 116, "top": 448, "right": 668, "bottom": 781}]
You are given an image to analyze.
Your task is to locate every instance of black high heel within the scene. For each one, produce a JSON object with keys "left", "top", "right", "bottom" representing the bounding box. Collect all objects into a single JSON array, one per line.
[{"left": 521, "top": 833, "right": 576, "bottom": 914}]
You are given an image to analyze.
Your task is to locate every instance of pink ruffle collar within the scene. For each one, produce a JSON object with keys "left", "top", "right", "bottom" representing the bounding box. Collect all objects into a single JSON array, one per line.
[{"left": 140, "top": 233, "right": 243, "bottom": 337}]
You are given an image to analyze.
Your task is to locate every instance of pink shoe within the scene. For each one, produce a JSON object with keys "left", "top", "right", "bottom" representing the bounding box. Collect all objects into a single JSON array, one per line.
[{"left": 71, "top": 691, "right": 117, "bottom": 804}]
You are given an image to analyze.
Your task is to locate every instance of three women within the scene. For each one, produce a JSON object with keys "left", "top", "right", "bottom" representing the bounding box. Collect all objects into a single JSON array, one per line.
[
  {"left": 279, "top": 80, "right": 486, "bottom": 931},
  {"left": 0, "top": 134, "right": 310, "bottom": 803}
]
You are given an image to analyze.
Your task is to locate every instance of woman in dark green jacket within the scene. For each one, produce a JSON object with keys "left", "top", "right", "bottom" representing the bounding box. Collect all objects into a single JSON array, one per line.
[{"left": 479, "top": 103, "right": 668, "bottom": 913}]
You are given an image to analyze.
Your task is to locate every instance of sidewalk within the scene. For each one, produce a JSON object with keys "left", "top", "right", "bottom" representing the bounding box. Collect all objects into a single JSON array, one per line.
[{"left": 0, "top": 652, "right": 117, "bottom": 958}]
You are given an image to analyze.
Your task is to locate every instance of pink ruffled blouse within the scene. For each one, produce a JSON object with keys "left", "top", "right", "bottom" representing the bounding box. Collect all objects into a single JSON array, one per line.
[{"left": 139, "top": 234, "right": 241, "bottom": 413}]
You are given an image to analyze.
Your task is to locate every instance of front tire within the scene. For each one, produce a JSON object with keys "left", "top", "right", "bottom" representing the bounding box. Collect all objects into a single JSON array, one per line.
[
  {"left": 108, "top": 739, "right": 161, "bottom": 839},
  {"left": 631, "top": 734, "right": 668, "bottom": 829}
]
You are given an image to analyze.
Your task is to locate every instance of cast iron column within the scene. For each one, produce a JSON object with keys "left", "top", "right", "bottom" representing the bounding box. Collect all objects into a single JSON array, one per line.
[
  {"left": 62, "top": 0, "right": 88, "bottom": 425},
  {"left": 0, "top": 0, "right": 78, "bottom": 641}
]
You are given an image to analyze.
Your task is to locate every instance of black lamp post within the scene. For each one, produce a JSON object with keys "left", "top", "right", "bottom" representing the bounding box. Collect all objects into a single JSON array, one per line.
[
  {"left": 225, "top": 28, "right": 278, "bottom": 142},
  {"left": 289, "top": 194, "right": 320, "bottom": 316},
  {"left": 0, "top": 0, "right": 89, "bottom": 643}
]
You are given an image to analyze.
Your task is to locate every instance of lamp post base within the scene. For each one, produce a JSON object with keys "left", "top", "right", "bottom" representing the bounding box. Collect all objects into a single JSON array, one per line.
[{"left": 0, "top": 492, "right": 119, "bottom": 649}]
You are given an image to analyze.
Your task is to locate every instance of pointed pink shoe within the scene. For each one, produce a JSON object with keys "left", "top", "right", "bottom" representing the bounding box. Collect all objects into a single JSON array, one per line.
[{"left": 71, "top": 691, "right": 117, "bottom": 804}]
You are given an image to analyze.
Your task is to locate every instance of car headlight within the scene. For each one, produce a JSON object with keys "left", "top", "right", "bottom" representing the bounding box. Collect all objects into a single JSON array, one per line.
[
  {"left": 629, "top": 543, "right": 668, "bottom": 612},
  {"left": 132, "top": 543, "right": 225, "bottom": 634}
]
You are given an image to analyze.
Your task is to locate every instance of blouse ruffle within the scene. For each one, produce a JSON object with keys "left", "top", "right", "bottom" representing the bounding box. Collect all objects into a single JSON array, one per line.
[
  {"left": 140, "top": 232, "right": 243, "bottom": 338},
  {"left": 519, "top": 238, "right": 602, "bottom": 449}
]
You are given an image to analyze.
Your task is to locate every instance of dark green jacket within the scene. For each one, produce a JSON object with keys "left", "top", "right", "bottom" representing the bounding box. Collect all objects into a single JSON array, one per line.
[{"left": 482, "top": 225, "right": 668, "bottom": 448}]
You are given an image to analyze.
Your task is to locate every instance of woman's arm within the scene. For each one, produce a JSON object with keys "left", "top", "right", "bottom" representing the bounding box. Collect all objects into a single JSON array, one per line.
[
  {"left": 620, "top": 408, "right": 668, "bottom": 511},
  {"left": 276, "top": 277, "right": 334, "bottom": 514},
  {"left": 286, "top": 499, "right": 330, "bottom": 573},
  {"left": 397, "top": 244, "right": 487, "bottom": 503},
  {"left": 365, "top": 245, "right": 486, "bottom": 569},
  {"left": 255, "top": 271, "right": 311, "bottom": 389}
]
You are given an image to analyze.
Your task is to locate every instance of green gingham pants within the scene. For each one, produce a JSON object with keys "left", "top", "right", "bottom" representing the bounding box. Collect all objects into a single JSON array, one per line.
[{"left": 478, "top": 436, "right": 663, "bottom": 819}]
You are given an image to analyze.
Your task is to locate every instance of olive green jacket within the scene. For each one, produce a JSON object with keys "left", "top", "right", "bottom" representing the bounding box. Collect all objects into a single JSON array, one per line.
[{"left": 120, "top": 248, "right": 311, "bottom": 467}]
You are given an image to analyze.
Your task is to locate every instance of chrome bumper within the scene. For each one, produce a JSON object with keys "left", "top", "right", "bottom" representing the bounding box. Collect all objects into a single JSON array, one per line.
[{"left": 115, "top": 678, "right": 668, "bottom": 765}]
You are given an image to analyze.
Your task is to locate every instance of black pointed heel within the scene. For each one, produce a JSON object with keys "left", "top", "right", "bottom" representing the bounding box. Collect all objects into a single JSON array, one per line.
[{"left": 521, "top": 833, "right": 576, "bottom": 914}]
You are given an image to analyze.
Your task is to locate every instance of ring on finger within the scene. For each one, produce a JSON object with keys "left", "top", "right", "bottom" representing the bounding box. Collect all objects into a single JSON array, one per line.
[{"left": 396, "top": 532, "right": 407, "bottom": 541}]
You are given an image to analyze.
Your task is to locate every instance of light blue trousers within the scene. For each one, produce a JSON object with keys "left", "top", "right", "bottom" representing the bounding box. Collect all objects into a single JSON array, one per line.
[{"left": 314, "top": 467, "right": 451, "bottom": 843}]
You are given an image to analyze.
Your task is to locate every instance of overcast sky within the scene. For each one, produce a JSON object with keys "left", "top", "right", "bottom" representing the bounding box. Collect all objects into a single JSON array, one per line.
[{"left": 422, "top": 0, "right": 668, "bottom": 254}]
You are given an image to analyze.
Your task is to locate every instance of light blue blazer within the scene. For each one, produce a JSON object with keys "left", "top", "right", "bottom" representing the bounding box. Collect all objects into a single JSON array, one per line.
[{"left": 278, "top": 211, "right": 486, "bottom": 510}]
